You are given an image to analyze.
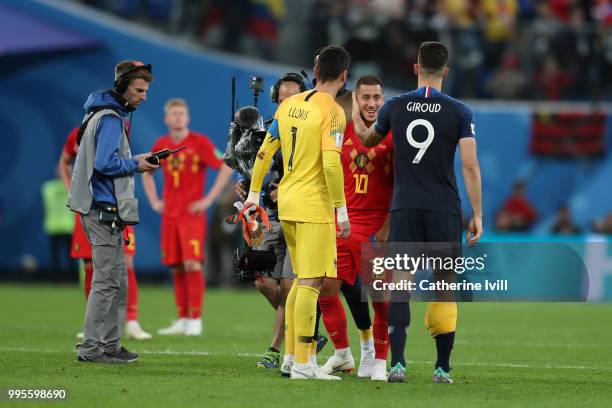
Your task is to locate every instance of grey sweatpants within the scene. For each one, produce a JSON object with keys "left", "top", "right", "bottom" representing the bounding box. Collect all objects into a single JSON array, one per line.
[{"left": 77, "top": 209, "right": 127, "bottom": 358}]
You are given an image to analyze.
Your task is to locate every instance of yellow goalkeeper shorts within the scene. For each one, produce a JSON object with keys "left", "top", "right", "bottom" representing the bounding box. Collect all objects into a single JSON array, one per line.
[{"left": 280, "top": 220, "right": 337, "bottom": 279}]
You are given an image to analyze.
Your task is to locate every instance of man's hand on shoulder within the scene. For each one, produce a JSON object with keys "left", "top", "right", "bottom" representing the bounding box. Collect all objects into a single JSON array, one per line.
[{"left": 134, "top": 153, "right": 158, "bottom": 173}]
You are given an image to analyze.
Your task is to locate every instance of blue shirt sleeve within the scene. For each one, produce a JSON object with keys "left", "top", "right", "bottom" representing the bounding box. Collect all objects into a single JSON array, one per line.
[
  {"left": 374, "top": 100, "right": 392, "bottom": 136},
  {"left": 459, "top": 106, "right": 475, "bottom": 139},
  {"left": 268, "top": 119, "right": 280, "bottom": 140},
  {"left": 94, "top": 115, "right": 139, "bottom": 176}
]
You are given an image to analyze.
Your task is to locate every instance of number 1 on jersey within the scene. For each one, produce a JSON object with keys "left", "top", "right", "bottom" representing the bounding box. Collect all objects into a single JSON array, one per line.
[{"left": 288, "top": 126, "right": 297, "bottom": 171}]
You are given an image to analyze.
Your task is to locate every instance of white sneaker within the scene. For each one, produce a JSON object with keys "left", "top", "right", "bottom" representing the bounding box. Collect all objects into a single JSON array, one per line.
[
  {"left": 125, "top": 320, "right": 152, "bottom": 340},
  {"left": 281, "top": 355, "right": 294, "bottom": 377},
  {"left": 76, "top": 332, "right": 83, "bottom": 339},
  {"left": 310, "top": 354, "right": 318, "bottom": 368},
  {"left": 319, "top": 349, "right": 355, "bottom": 374},
  {"left": 370, "top": 359, "right": 388, "bottom": 381},
  {"left": 158, "top": 318, "right": 187, "bottom": 335},
  {"left": 357, "top": 347, "right": 376, "bottom": 378},
  {"left": 291, "top": 363, "right": 341, "bottom": 380},
  {"left": 184, "top": 319, "right": 202, "bottom": 336}
]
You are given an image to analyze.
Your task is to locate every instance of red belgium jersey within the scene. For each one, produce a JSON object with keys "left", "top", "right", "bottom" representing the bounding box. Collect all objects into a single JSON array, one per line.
[
  {"left": 152, "top": 132, "right": 223, "bottom": 219},
  {"left": 342, "top": 122, "right": 394, "bottom": 213},
  {"left": 63, "top": 127, "right": 80, "bottom": 158}
]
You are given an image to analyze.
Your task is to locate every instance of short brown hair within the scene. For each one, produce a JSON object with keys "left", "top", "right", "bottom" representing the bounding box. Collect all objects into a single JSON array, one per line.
[
  {"left": 316, "top": 45, "right": 351, "bottom": 83},
  {"left": 355, "top": 75, "right": 383, "bottom": 90},
  {"left": 164, "top": 98, "right": 188, "bottom": 114},
  {"left": 114, "top": 60, "right": 154, "bottom": 85},
  {"left": 417, "top": 42, "right": 449, "bottom": 76}
]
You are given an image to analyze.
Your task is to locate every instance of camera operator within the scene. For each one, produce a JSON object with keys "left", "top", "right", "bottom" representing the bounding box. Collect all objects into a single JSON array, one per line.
[
  {"left": 68, "top": 60, "right": 157, "bottom": 364},
  {"left": 234, "top": 73, "right": 315, "bottom": 370}
]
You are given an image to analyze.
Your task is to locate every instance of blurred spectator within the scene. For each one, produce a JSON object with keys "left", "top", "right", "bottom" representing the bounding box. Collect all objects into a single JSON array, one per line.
[
  {"left": 494, "top": 209, "right": 513, "bottom": 232},
  {"left": 379, "top": 19, "right": 416, "bottom": 89},
  {"left": 41, "top": 173, "right": 76, "bottom": 280},
  {"left": 244, "top": 0, "right": 287, "bottom": 59},
  {"left": 486, "top": 52, "right": 528, "bottom": 98},
  {"left": 593, "top": 0, "right": 612, "bottom": 25},
  {"left": 551, "top": 205, "right": 581, "bottom": 234},
  {"left": 496, "top": 182, "right": 537, "bottom": 231},
  {"left": 481, "top": 0, "right": 518, "bottom": 70},
  {"left": 307, "top": 0, "right": 340, "bottom": 59},
  {"left": 592, "top": 213, "right": 612, "bottom": 234},
  {"left": 594, "top": 25, "right": 612, "bottom": 99},
  {"left": 533, "top": 55, "right": 573, "bottom": 100}
]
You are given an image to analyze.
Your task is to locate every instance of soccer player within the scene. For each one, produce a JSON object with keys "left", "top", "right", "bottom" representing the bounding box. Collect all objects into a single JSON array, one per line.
[
  {"left": 236, "top": 73, "right": 305, "bottom": 369},
  {"left": 59, "top": 127, "right": 151, "bottom": 340},
  {"left": 245, "top": 45, "right": 351, "bottom": 380},
  {"left": 142, "top": 98, "right": 233, "bottom": 336},
  {"left": 318, "top": 75, "right": 392, "bottom": 381},
  {"left": 352, "top": 41, "right": 483, "bottom": 384}
]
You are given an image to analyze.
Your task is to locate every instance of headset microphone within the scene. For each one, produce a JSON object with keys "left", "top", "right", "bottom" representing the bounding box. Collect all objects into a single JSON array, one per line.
[{"left": 269, "top": 72, "right": 307, "bottom": 104}]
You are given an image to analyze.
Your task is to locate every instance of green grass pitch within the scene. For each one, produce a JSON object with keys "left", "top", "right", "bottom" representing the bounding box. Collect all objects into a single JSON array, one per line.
[{"left": 1, "top": 284, "right": 611, "bottom": 407}]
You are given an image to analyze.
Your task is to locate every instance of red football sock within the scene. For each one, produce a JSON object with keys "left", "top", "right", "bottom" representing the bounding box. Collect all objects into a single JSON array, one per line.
[
  {"left": 319, "top": 294, "right": 349, "bottom": 350},
  {"left": 372, "top": 301, "right": 389, "bottom": 360},
  {"left": 126, "top": 267, "right": 139, "bottom": 321},
  {"left": 173, "top": 270, "right": 188, "bottom": 318},
  {"left": 84, "top": 262, "right": 93, "bottom": 300},
  {"left": 185, "top": 270, "right": 205, "bottom": 319}
]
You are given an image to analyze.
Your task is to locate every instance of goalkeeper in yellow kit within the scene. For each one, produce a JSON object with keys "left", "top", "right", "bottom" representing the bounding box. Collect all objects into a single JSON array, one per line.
[{"left": 245, "top": 45, "right": 351, "bottom": 380}]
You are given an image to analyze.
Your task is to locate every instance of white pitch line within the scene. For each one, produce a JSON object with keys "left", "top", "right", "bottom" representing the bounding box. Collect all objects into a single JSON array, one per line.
[{"left": 1, "top": 347, "right": 610, "bottom": 371}]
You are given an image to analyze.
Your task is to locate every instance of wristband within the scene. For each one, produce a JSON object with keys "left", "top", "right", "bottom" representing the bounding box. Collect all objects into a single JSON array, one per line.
[
  {"left": 337, "top": 205, "right": 348, "bottom": 223},
  {"left": 246, "top": 191, "right": 260, "bottom": 205}
]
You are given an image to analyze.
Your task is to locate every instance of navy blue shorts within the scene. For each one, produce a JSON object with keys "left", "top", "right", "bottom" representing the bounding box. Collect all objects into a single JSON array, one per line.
[
  {"left": 390, "top": 208, "right": 462, "bottom": 243},
  {"left": 388, "top": 209, "right": 465, "bottom": 301}
]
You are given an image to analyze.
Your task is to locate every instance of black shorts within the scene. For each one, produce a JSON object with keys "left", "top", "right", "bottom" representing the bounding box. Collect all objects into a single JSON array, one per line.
[
  {"left": 389, "top": 208, "right": 472, "bottom": 301},
  {"left": 390, "top": 208, "right": 462, "bottom": 243},
  {"left": 389, "top": 208, "right": 465, "bottom": 301},
  {"left": 389, "top": 208, "right": 463, "bottom": 266}
]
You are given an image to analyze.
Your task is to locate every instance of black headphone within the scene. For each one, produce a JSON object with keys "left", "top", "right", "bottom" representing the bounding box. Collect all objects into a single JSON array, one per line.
[
  {"left": 270, "top": 72, "right": 307, "bottom": 104},
  {"left": 113, "top": 61, "right": 153, "bottom": 95}
]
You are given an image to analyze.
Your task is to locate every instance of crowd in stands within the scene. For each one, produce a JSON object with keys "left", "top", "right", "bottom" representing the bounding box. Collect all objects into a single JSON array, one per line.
[
  {"left": 493, "top": 181, "right": 611, "bottom": 235},
  {"left": 77, "top": 0, "right": 612, "bottom": 101}
]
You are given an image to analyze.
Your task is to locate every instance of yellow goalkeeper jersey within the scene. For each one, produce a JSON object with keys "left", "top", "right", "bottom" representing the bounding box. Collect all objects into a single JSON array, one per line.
[{"left": 260, "top": 90, "right": 346, "bottom": 223}]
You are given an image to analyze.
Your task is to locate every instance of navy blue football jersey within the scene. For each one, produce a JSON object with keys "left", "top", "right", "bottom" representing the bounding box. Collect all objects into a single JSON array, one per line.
[{"left": 375, "top": 86, "right": 475, "bottom": 215}]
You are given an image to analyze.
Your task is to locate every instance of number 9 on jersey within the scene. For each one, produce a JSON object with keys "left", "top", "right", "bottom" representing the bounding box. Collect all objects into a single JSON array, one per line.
[{"left": 406, "top": 118, "right": 435, "bottom": 164}]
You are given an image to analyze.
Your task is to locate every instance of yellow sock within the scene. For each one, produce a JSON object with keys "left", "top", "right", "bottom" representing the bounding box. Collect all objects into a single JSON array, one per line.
[
  {"left": 284, "top": 281, "right": 298, "bottom": 356},
  {"left": 294, "top": 285, "right": 320, "bottom": 364},
  {"left": 425, "top": 302, "right": 457, "bottom": 337},
  {"left": 358, "top": 327, "right": 373, "bottom": 343}
]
